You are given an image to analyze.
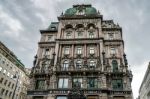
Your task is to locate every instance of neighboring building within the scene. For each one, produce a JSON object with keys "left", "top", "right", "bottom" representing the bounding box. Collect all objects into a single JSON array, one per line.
[
  {"left": 28, "top": 4, "right": 133, "bottom": 99},
  {"left": 0, "top": 41, "right": 30, "bottom": 99},
  {"left": 139, "top": 62, "right": 150, "bottom": 99}
]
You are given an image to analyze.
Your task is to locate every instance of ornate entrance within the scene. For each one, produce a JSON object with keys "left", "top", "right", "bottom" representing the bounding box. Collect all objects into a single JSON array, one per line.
[{"left": 68, "top": 81, "right": 86, "bottom": 99}]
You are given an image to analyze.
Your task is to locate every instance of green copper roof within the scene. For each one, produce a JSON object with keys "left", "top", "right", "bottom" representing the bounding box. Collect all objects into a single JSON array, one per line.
[
  {"left": 64, "top": 4, "right": 97, "bottom": 16},
  {"left": 85, "top": 7, "right": 97, "bottom": 15},
  {"left": 65, "top": 8, "right": 77, "bottom": 15}
]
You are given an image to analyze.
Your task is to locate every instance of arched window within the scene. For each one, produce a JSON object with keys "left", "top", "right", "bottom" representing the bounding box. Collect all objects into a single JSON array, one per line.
[
  {"left": 66, "top": 32, "right": 71, "bottom": 39},
  {"left": 89, "top": 32, "right": 94, "bottom": 38},
  {"left": 112, "top": 60, "right": 118, "bottom": 72},
  {"left": 76, "top": 60, "right": 82, "bottom": 69},
  {"left": 89, "top": 60, "right": 95, "bottom": 68},
  {"left": 62, "top": 60, "right": 69, "bottom": 70}
]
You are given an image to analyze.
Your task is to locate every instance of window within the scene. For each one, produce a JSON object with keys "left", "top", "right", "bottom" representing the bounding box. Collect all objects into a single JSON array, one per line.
[
  {"left": 77, "top": 47, "right": 82, "bottom": 54},
  {"left": 73, "top": 78, "right": 83, "bottom": 88},
  {"left": 66, "top": 32, "right": 71, "bottom": 39},
  {"left": 112, "top": 60, "right": 118, "bottom": 72},
  {"left": 64, "top": 47, "right": 69, "bottom": 55},
  {"left": 0, "top": 77, "right": 4, "bottom": 83},
  {"left": 9, "top": 92, "right": 12, "bottom": 97},
  {"left": 77, "top": 31, "right": 83, "bottom": 37},
  {"left": 3, "top": 69, "right": 6, "bottom": 74},
  {"left": 58, "top": 78, "right": 68, "bottom": 88},
  {"left": 4, "top": 80, "right": 7, "bottom": 85},
  {"left": 89, "top": 47, "right": 95, "bottom": 54},
  {"left": 35, "top": 80, "right": 45, "bottom": 90},
  {"left": 12, "top": 84, "right": 14, "bottom": 89},
  {"left": 47, "top": 36, "right": 52, "bottom": 41},
  {"left": 5, "top": 90, "right": 8, "bottom": 96},
  {"left": 88, "top": 78, "right": 98, "bottom": 88},
  {"left": 76, "top": 60, "right": 82, "bottom": 69},
  {"left": 62, "top": 61, "right": 69, "bottom": 70},
  {"left": 109, "top": 33, "right": 114, "bottom": 40},
  {"left": 0, "top": 67, "right": 2, "bottom": 71},
  {"left": 7, "top": 72, "right": 10, "bottom": 77},
  {"left": 57, "top": 96, "right": 67, "bottom": 99},
  {"left": 89, "top": 32, "right": 94, "bottom": 38},
  {"left": 1, "top": 88, "right": 5, "bottom": 95},
  {"left": 112, "top": 79, "right": 123, "bottom": 90},
  {"left": 110, "top": 47, "right": 116, "bottom": 54},
  {"left": 43, "top": 49, "right": 50, "bottom": 58},
  {"left": 89, "top": 60, "right": 96, "bottom": 68},
  {"left": 8, "top": 82, "right": 11, "bottom": 87},
  {"left": 11, "top": 75, "right": 13, "bottom": 79}
]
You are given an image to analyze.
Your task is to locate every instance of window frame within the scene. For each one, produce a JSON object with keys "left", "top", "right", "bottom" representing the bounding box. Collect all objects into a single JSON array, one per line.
[{"left": 58, "top": 78, "right": 69, "bottom": 88}]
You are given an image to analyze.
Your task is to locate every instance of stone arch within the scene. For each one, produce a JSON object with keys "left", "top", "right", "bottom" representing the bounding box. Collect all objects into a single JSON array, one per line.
[
  {"left": 75, "top": 24, "right": 84, "bottom": 29},
  {"left": 87, "top": 23, "right": 96, "bottom": 29},
  {"left": 65, "top": 24, "right": 73, "bottom": 29}
]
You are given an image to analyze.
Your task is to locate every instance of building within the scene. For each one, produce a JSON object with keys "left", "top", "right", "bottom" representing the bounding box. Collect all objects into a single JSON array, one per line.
[
  {"left": 0, "top": 41, "right": 30, "bottom": 99},
  {"left": 28, "top": 4, "right": 133, "bottom": 99},
  {"left": 139, "top": 62, "right": 150, "bottom": 99}
]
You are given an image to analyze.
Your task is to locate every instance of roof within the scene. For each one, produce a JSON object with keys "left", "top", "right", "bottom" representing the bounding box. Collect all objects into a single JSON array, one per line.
[{"left": 64, "top": 4, "right": 98, "bottom": 16}]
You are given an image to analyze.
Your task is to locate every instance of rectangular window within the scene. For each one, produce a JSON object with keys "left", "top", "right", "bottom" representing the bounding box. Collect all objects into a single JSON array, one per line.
[
  {"left": 110, "top": 47, "right": 116, "bottom": 54},
  {"left": 0, "top": 67, "right": 2, "bottom": 71},
  {"left": 58, "top": 78, "right": 68, "bottom": 88},
  {"left": 66, "top": 32, "right": 71, "bottom": 39},
  {"left": 4, "top": 80, "right": 8, "bottom": 86},
  {"left": 1, "top": 88, "right": 5, "bottom": 95},
  {"left": 77, "top": 31, "right": 83, "bottom": 38},
  {"left": 47, "top": 36, "right": 52, "bottom": 41},
  {"left": 112, "top": 79, "right": 123, "bottom": 90},
  {"left": 64, "top": 47, "right": 70, "bottom": 55},
  {"left": 88, "top": 78, "right": 98, "bottom": 88},
  {"left": 8, "top": 82, "right": 11, "bottom": 87},
  {"left": 3, "top": 69, "right": 6, "bottom": 74},
  {"left": 109, "top": 33, "right": 114, "bottom": 40},
  {"left": 73, "top": 78, "right": 83, "bottom": 88},
  {"left": 57, "top": 96, "right": 67, "bottom": 99},
  {"left": 89, "top": 47, "right": 95, "bottom": 54},
  {"left": 35, "top": 80, "right": 45, "bottom": 90},
  {"left": 5, "top": 90, "right": 8, "bottom": 96},
  {"left": 0, "top": 77, "right": 4, "bottom": 83},
  {"left": 77, "top": 47, "right": 82, "bottom": 54},
  {"left": 9, "top": 92, "right": 12, "bottom": 97},
  {"left": 89, "top": 32, "right": 94, "bottom": 38}
]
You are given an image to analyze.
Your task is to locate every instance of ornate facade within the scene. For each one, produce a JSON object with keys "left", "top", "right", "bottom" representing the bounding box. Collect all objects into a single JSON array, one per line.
[
  {"left": 28, "top": 4, "right": 133, "bottom": 99},
  {"left": 139, "top": 62, "right": 150, "bottom": 99},
  {"left": 0, "top": 41, "right": 30, "bottom": 99}
]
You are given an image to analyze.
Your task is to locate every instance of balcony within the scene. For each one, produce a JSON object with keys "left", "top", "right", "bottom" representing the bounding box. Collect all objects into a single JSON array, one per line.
[{"left": 27, "top": 88, "right": 132, "bottom": 96}]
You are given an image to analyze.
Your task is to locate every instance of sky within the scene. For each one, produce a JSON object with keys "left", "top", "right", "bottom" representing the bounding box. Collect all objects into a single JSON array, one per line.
[{"left": 0, "top": 0, "right": 149, "bottom": 98}]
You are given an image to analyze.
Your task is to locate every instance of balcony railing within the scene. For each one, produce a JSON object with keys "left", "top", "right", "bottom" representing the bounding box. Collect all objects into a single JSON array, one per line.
[{"left": 27, "top": 89, "right": 132, "bottom": 96}]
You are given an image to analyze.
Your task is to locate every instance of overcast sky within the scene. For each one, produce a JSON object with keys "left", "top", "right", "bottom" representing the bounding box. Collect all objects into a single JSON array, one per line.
[{"left": 0, "top": 0, "right": 149, "bottom": 98}]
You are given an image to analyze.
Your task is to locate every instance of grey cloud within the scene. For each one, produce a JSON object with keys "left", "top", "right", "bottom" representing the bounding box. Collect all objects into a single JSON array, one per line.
[{"left": 0, "top": 0, "right": 150, "bottom": 98}]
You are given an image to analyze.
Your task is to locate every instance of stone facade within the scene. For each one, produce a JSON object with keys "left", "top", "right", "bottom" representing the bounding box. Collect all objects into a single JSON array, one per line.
[
  {"left": 0, "top": 41, "right": 30, "bottom": 99},
  {"left": 139, "top": 62, "right": 150, "bottom": 99},
  {"left": 28, "top": 4, "right": 133, "bottom": 99}
]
